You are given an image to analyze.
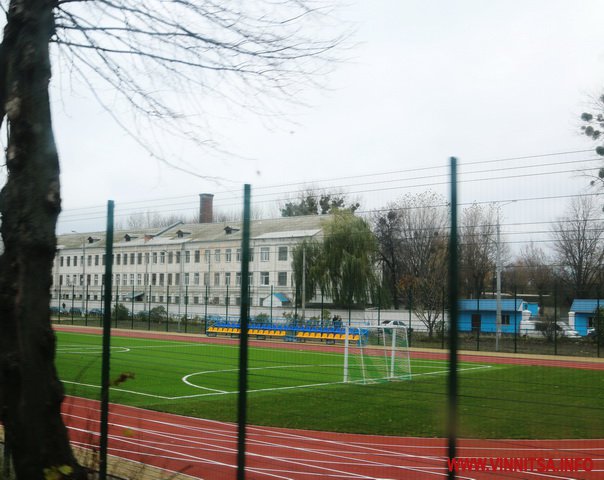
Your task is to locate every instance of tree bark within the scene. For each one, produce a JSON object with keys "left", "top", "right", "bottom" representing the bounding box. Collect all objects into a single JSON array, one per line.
[{"left": 0, "top": 1, "right": 85, "bottom": 478}]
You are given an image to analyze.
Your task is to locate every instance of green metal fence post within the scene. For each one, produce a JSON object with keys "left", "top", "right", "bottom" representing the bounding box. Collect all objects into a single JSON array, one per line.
[
  {"left": 58, "top": 284, "right": 62, "bottom": 323},
  {"left": 166, "top": 285, "right": 170, "bottom": 332},
  {"left": 71, "top": 285, "right": 75, "bottom": 324},
  {"left": 85, "top": 283, "right": 89, "bottom": 326},
  {"left": 514, "top": 287, "right": 518, "bottom": 354},
  {"left": 204, "top": 285, "right": 208, "bottom": 334},
  {"left": 184, "top": 285, "right": 189, "bottom": 333},
  {"left": 554, "top": 284, "right": 558, "bottom": 356},
  {"left": 237, "top": 184, "right": 252, "bottom": 480},
  {"left": 114, "top": 283, "right": 119, "bottom": 328},
  {"left": 447, "top": 157, "right": 459, "bottom": 480},
  {"left": 99, "top": 200, "right": 115, "bottom": 480},
  {"left": 147, "top": 284, "right": 152, "bottom": 330},
  {"left": 130, "top": 284, "right": 135, "bottom": 329}
]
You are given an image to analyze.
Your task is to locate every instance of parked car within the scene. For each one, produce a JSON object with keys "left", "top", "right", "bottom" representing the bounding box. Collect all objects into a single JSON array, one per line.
[
  {"left": 50, "top": 306, "right": 68, "bottom": 315},
  {"left": 557, "top": 323, "right": 581, "bottom": 339},
  {"left": 68, "top": 307, "right": 82, "bottom": 316},
  {"left": 587, "top": 327, "right": 597, "bottom": 339},
  {"left": 88, "top": 308, "right": 103, "bottom": 316}
]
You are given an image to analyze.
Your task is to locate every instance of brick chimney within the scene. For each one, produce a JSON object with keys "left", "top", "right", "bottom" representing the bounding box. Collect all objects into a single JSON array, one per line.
[{"left": 199, "top": 193, "right": 214, "bottom": 223}]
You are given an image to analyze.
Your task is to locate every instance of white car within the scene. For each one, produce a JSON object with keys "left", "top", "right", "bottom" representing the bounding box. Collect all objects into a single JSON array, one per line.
[{"left": 558, "top": 323, "right": 581, "bottom": 338}]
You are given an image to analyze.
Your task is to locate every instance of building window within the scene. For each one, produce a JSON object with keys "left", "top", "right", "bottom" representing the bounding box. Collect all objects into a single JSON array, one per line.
[
  {"left": 215, "top": 249, "right": 221, "bottom": 262},
  {"left": 95, "top": 255, "right": 99, "bottom": 266},
  {"left": 278, "top": 272, "right": 287, "bottom": 286},
  {"left": 236, "top": 272, "right": 241, "bottom": 286},
  {"left": 278, "top": 246, "right": 288, "bottom": 261},
  {"left": 152, "top": 274, "right": 157, "bottom": 286},
  {"left": 185, "top": 251, "right": 190, "bottom": 263},
  {"left": 260, "top": 247, "right": 270, "bottom": 262},
  {"left": 94, "top": 274, "right": 99, "bottom": 286},
  {"left": 137, "top": 274, "right": 142, "bottom": 286},
  {"left": 168, "top": 273, "right": 173, "bottom": 285},
  {"left": 160, "top": 251, "right": 166, "bottom": 264},
  {"left": 74, "top": 256, "right": 78, "bottom": 267},
  {"left": 123, "top": 253, "right": 128, "bottom": 265},
  {"left": 168, "top": 251, "right": 173, "bottom": 264},
  {"left": 194, "top": 273, "right": 200, "bottom": 285},
  {"left": 153, "top": 252, "right": 158, "bottom": 264},
  {"left": 122, "top": 275, "right": 127, "bottom": 286},
  {"left": 159, "top": 295, "right": 164, "bottom": 303},
  {"left": 184, "top": 273, "right": 189, "bottom": 285},
  {"left": 87, "top": 255, "right": 92, "bottom": 267},
  {"left": 159, "top": 274, "right": 164, "bottom": 286},
  {"left": 260, "top": 271, "right": 269, "bottom": 285},
  {"left": 204, "top": 250, "right": 210, "bottom": 263},
  {"left": 225, "top": 272, "right": 231, "bottom": 286},
  {"left": 225, "top": 249, "right": 232, "bottom": 262},
  {"left": 60, "top": 256, "right": 64, "bottom": 267},
  {"left": 116, "top": 274, "right": 120, "bottom": 286},
  {"left": 502, "top": 314, "right": 511, "bottom": 326},
  {"left": 66, "top": 256, "right": 71, "bottom": 267},
  {"left": 236, "top": 248, "right": 241, "bottom": 261},
  {"left": 130, "top": 253, "right": 135, "bottom": 264},
  {"left": 204, "top": 272, "right": 209, "bottom": 286},
  {"left": 214, "top": 272, "right": 220, "bottom": 286},
  {"left": 193, "top": 296, "right": 199, "bottom": 305},
  {"left": 249, "top": 248, "right": 254, "bottom": 261},
  {"left": 130, "top": 274, "right": 135, "bottom": 285},
  {"left": 194, "top": 250, "right": 200, "bottom": 263},
  {"left": 175, "top": 273, "right": 180, "bottom": 285},
  {"left": 137, "top": 253, "right": 142, "bottom": 265}
]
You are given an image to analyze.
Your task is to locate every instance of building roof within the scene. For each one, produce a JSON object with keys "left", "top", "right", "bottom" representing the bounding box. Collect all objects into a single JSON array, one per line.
[
  {"left": 56, "top": 215, "right": 327, "bottom": 250},
  {"left": 569, "top": 299, "right": 604, "bottom": 313},
  {"left": 458, "top": 299, "right": 525, "bottom": 312}
]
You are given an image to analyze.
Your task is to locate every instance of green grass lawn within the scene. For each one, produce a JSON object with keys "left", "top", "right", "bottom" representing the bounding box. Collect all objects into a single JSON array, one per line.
[{"left": 55, "top": 331, "right": 604, "bottom": 439}]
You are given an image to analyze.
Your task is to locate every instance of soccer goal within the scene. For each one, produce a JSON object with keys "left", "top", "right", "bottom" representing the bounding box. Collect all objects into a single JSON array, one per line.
[{"left": 343, "top": 325, "right": 412, "bottom": 384}]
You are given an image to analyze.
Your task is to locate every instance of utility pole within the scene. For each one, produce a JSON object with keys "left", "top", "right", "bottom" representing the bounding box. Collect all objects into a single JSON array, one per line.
[
  {"left": 495, "top": 213, "right": 502, "bottom": 352},
  {"left": 494, "top": 200, "right": 516, "bottom": 352},
  {"left": 301, "top": 244, "right": 306, "bottom": 319}
]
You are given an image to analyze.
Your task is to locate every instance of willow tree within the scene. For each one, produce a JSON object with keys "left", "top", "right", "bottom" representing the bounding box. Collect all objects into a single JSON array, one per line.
[
  {"left": 321, "top": 210, "right": 378, "bottom": 308},
  {"left": 0, "top": 1, "right": 342, "bottom": 478}
]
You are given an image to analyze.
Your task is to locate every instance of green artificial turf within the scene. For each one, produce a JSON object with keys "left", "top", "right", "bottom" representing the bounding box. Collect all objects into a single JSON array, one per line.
[{"left": 55, "top": 331, "right": 604, "bottom": 439}]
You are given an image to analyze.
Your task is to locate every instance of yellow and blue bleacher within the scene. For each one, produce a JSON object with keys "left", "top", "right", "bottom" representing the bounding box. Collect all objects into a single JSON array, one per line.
[{"left": 207, "top": 318, "right": 368, "bottom": 345}]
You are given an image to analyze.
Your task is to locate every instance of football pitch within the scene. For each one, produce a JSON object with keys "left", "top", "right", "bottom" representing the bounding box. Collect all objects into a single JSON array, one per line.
[{"left": 55, "top": 331, "right": 604, "bottom": 439}]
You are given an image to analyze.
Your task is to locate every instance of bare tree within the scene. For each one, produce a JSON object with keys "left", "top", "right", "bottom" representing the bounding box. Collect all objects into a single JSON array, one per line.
[
  {"left": 510, "top": 243, "right": 553, "bottom": 307},
  {"left": 395, "top": 192, "right": 448, "bottom": 336},
  {"left": 552, "top": 196, "right": 604, "bottom": 298},
  {"left": 459, "top": 203, "right": 498, "bottom": 298},
  {"left": 0, "top": 2, "right": 343, "bottom": 477}
]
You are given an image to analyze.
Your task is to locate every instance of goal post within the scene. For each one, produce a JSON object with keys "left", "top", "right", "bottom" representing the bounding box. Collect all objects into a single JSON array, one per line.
[{"left": 343, "top": 325, "right": 412, "bottom": 384}]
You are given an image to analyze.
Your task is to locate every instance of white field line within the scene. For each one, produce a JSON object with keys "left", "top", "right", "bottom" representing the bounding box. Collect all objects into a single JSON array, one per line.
[{"left": 62, "top": 363, "right": 493, "bottom": 400}]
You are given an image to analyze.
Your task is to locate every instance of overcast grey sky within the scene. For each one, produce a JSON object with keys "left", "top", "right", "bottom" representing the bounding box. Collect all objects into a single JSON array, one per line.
[{"left": 31, "top": 0, "right": 604, "bottom": 234}]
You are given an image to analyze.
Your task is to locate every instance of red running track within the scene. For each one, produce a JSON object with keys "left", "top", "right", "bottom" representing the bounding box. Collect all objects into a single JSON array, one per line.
[{"left": 63, "top": 396, "right": 603, "bottom": 480}]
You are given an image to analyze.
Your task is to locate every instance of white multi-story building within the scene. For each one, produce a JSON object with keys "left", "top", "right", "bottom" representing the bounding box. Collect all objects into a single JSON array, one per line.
[{"left": 51, "top": 213, "right": 325, "bottom": 317}]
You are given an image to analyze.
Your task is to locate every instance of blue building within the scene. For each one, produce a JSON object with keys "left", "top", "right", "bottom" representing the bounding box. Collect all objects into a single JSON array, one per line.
[
  {"left": 458, "top": 299, "right": 528, "bottom": 334},
  {"left": 569, "top": 299, "right": 604, "bottom": 336}
]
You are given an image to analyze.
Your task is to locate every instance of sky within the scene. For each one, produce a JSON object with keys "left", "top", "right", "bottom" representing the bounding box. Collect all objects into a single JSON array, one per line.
[{"left": 10, "top": 0, "right": 604, "bottom": 236}]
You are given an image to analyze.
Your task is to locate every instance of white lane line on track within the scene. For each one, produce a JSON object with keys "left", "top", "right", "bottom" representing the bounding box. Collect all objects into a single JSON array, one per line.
[{"left": 64, "top": 407, "right": 456, "bottom": 480}]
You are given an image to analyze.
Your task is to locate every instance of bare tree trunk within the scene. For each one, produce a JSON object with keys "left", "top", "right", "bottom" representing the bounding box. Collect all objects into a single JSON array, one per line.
[{"left": 0, "top": 1, "right": 85, "bottom": 478}]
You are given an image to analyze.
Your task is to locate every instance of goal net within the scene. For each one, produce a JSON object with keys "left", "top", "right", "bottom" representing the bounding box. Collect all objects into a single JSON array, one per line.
[{"left": 343, "top": 325, "right": 412, "bottom": 384}]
